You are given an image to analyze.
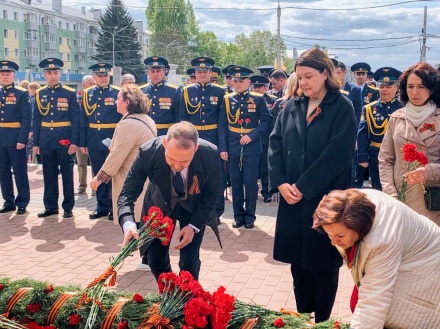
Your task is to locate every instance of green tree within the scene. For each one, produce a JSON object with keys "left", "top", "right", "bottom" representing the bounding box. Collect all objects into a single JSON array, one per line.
[
  {"left": 146, "top": 0, "right": 199, "bottom": 73},
  {"left": 191, "top": 31, "right": 222, "bottom": 62},
  {"left": 93, "top": 0, "right": 143, "bottom": 80}
]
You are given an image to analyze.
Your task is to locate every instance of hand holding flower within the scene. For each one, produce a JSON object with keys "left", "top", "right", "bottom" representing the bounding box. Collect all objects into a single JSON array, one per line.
[
  {"left": 405, "top": 167, "right": 428, "bottom": 185},
  {"left": 122, "top": 227, "right": 139, "bottom": 247},
  {"left": 68, "top": 143, "right": 77, "bottom": 155},
  {"left": 239, "top": 135, "right": 252, "bottom": 145}
]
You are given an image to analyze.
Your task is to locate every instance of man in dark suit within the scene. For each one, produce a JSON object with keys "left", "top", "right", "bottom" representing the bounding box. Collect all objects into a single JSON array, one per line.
[{"left": 118, "top": 121, "right": 222, "bottom": 280}]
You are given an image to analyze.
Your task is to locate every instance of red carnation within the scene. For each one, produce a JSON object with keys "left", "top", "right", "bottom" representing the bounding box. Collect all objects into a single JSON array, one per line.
[
  {"left": 333, "top": 320, "right": 341, "bottom": 329},
  {"left": 58, "top": 139, "right": 71, "bottom": 147},
  {"left": 238, "top": 119, "right": 243, "bottom": 125},
  {"left": 273, "top": 317, "right": 285, "bottom": 327},
  {"left": 27, "top": 303, "right": 41, "bottom": 314},
  {"left": 117, "top": 319, "right": 129, "bottom": 329},
  {"left": 402, "top": 143, "right": 417, "bottom": 162},
  {"left": 0, "top": 283, "right": 4, "bottom": 292},
  {"left": 132, "top": 293, "right": 144, "bottom": 303},
  {"left": 44, "top": 285, "right": 54, "bottom": 293},
  {"left": 68, "top": 314, "right": 81, "bottom": 325},
  {"left": 416, "top": 152, "right": 428, "bottom": 166},
  {"left": 245, "top": 118, "right": 251, "bottom": 124}
]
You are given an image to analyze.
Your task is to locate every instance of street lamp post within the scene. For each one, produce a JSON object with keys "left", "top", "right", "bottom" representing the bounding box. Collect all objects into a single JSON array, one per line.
[
  {"left": 154, "top": 40, "right": 180, "bottom": 59},
  {"left": 111, "top": 26, "right": 128, "bottom": 68}
]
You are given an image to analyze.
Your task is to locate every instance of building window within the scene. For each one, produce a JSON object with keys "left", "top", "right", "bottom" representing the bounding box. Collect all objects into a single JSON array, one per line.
[
  {"left": 4, "top": 48, "right": 9, "bottom": 56},
  {"left": 24, "top": 30, "right": 38, "bottom": 40},
  {"left": 13, "top": 12, "right": 18, "bottom": 20},
  {"left": 2, "top": 10, "right": 7, "bottom": 19},
  {"left": 67, "top": 39, "right": 70, "bottom": 46},
  {"left": 66, "top": 22, "right": 70, "bottom": 30},
  {"left": 24, "top": 13, "right": 37, "bottom": 23},
  {"left": 24, "top": 48, "right": 39, "bottom": 58},
  {"left": 75, "top": 70, "right": 79, "bottom": 74},
  {"left": 67, "top": 54, "right": 70, "bottom": 61},
  {"left": 59, "top": 37, "right": 62, "bottom": 45},
  {"left": 60, "top": 53, "right": 63, "bottom": 60},
  {"left": 58, "top": 21, "right": 62, "bottom": 28},
  {"left": 3, "top": 29, "right": 7, "bottom": 38},
  {"left": 14, "top": 30, "right": 19, "bottom": 39},
  {"left": 73, "top": 24, "right": 77, "bottom": 31},
  {"left": 15, "top": 49, "right": 19, "bottom": 57}
]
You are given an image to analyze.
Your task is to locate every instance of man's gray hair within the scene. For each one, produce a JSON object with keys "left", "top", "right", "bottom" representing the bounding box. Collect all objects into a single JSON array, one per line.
[
  {"left": 82, "top": 75, "right": 94, "bottom": 85},
  {"left": 121, "top": 74, "right": 136, "bottom": 84},
  {"left": 166, "top": 121, "right": 199, "bottom": 149}
]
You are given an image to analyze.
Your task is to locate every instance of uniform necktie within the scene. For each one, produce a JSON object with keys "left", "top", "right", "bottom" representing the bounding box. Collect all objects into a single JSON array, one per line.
[{"left": 173, "top": 171, "right": 184, "bottom": 197}]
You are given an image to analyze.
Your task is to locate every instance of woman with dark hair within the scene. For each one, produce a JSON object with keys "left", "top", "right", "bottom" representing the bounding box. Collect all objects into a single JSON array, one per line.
[
  {"left": 313, "top": 188, "right": 440, "bottom": 328},
  {"left": 90, "top": 85, "right": 157, "bottom": 224},
  {"left": 268, "top": 47, "right": 357, "bottom": 322},
  {"left": 379, "top": 62, "right": 440, "bottom": 225}
]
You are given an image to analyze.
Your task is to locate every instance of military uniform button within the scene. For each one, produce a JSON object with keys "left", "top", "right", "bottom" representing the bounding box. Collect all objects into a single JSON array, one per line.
[
  {"left": 202, "top": 96, "right": 204, "bottom": 99},
  {"left": 154, "top": 89, "right": 157, "bottom": 91},
  {"left": 97, "top": 120, "right": 100, "bottom": 123},
  {"left": 202, "top": 120, "right": 205, "bottom": 123},
  {"left": 98, "top": 98, "right": 101, "bottom": 100},
  {"left": 97, "top": 105, "right": 100, "bottom": 107},
  {"left": 51, "top": 113, "right": 54, "bottom": 115},
  {"left": 202, "top": 89, "right": 205, "bottom": 91},
  {"left": 202, "top": 112, "right": 205, "bottom": 115},
  {"left": 97, "top": 113, "right": 100, "bottom": 115},
  {"left": 51, "top": 98, "right": 54, "bottom": 100},
  {"left": 152, "top": 112, "right": 155, "bottom": 114},
  {"left": 153, "top": 96, "right": 156, "bottom": 98}
]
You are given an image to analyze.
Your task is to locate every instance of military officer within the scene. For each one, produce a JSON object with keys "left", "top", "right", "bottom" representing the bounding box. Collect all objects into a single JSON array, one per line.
[
  {"left": 0, "top": 60, "right": 31, "bottom": 215},
  {"left": 140, "top": 56, "right": 181, "bottom": 136},
  {"left": 186, "top": 68, "right": 196, "bottom": 85},
  {"left": 221, "top": 65, "right": 236, "bottom": 94},
  {"left": 257, "top": 65, "right": 274, "bottom": 78},
  {"left": 250, "top": 74, "right": 276, "bottom": 203},
  {"left": 357, "top": 67, "right": 402, "bottom": 190},
  {"left": 180, "top": 57, "right": 226, "bottom": 224},
  {"left": 219, "top": 66, "right": 271, "bottom": 229},
  {"left": 210, "top": 66, "right": 221, "bottom": 85},
  {"left": 80, "top": 63, "right": 121, "bottom": 220},
  {"left": 351, "top": 62, "right": 379, "bottom": 106},
  {"left": 33, "top": 58, "right": 80, "bottom": 218}
]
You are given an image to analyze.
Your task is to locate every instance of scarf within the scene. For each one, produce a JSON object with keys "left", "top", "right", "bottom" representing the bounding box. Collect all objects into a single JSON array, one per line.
[{"left": 404, "top": 100, "right": 437, "bottom": 127}]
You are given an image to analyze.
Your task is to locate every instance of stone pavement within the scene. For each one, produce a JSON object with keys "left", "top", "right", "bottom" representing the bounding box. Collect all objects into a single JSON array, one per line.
[{"left": 0, "top": 164, "right": 354, "bottom": 322}]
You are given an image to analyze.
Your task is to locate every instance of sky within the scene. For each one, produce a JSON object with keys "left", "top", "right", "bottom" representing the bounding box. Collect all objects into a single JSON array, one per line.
[{"left": 66, "top": 0, "right": 440, "bottom": 71}]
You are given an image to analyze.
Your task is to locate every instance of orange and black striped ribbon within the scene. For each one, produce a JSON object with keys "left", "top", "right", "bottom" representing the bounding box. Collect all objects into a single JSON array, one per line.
[
  {"left": 3, "top": 287, "right": 33, "bottom": 318},
  {"left": 100, "top": 297, "right": 129, "bottom": 329},
  {"left": 46, "top": 292, "right": 78, "bottom": 325},
  {"left": 239, "top": 317, "right": 260, "bottom": 329}
]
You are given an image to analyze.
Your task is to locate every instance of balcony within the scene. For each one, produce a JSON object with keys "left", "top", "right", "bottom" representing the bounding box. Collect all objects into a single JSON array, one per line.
[
  {"left": 43, "top": 25, "right": 56, "bottom": 34},
  {"left": 90, "top": 33, "right": 98, "bottom": 41},
  {"left": 44, "top": 42, "right": 57, "bottom": 50},
  {"left": 76, "top": 61, "right": 86, "bottom": 69},
  {"left": 26, "top": 40, "right": 39, "bottom": 48},
  {"left": 75, "top": 46, "right": 86, "bottom": 54},
  {"left": 75, "top": 30, "right": 86, "bottom": 39},
  {"left": 27, "top": 57, "right": 40, "bottom": 66},
  {"left": 25, "top": 21, "right": 39, "bottom": 30}
]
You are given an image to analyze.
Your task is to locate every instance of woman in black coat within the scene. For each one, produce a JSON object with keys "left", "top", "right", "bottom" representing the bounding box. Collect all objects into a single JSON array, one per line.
[{"left": 268, "top": 48, "right": 357, "bottom": 322}]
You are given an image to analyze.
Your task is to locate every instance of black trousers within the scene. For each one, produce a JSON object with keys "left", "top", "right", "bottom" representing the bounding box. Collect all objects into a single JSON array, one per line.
[
  {"left": 290, "top": 264, "right": 339, "bottom": 323},
  {"left": 368, "top": 146, "right": 381, "bottom": 190},
  {"left": 147, "top": 203, "right": 205, "bottom": 281},
  {"left": 89, "top": 149, "right": 112, "bottom": 214}
]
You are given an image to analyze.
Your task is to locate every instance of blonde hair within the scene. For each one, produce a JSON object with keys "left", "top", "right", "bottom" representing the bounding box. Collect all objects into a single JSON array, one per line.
[
  {"left": 282, "top": 73, "right": 300, "bottom": 102},
  {"left": 28, "top": 82, "right": 41, "bottom": 91},
  {"left": 120, "top": 85, "right": 149, "bottom": 114},
  {"left": 20, "top": 80, "right": 30, "bottom": 89}
]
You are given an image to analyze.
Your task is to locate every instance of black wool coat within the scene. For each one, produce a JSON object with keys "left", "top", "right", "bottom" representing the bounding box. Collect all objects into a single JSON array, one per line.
[{"left": 268, "top": 91, "right": 357, "bottom": 272}]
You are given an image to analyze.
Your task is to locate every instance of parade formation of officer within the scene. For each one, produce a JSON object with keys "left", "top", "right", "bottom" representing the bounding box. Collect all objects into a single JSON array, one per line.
[
  {"left": 33, "top": 58, "right": 80, "bottom": 218},
  {"left": 357, "top": 67, "right": 402, "bottom": 190},
  {"left": 140, "top": 56, "right": 181, "bottom": 136},
  {"left": 0, "top": 60, "right": 31, "bottom": 215},
  {"left": 80, "top": 63, "right": 121, "bottom": 221}
]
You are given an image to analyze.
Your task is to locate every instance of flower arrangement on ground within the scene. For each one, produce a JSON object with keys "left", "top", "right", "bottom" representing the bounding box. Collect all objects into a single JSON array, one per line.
[
  {"left": 78, "top": 206, "right": 174, "bottom": 329},
  {"left": 0, "top": 277, "right": 348, "bottom": 329},
  {"left": 397, "top": 143, "right": 428, "bottom": 202}
]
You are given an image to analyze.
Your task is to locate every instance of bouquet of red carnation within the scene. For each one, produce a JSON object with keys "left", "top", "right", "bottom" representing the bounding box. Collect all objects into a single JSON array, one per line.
[
  {"left": 238, "top": 118, "right": 251, "bottom": 171},
  {"left": 59, "top": 139, "right": 75, "bottom": 165},
  {"left": 398, "top": 143, "right": 428, "bottom": 202},
  {"left": 79, "top": 207, "right": 174, "bottom": 329}
]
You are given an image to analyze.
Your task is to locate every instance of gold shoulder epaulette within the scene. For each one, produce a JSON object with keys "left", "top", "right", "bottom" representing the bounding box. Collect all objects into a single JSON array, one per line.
[
  {"left": 15, "top": 86, "right": 27, "bottom": 92},
  {"left": 340, "top": 89, "right": 349, "bottom": 96},
  {"left": 166, "top": 83, "right": 179, "bottom": 89},
  {"left": 183, "top": 84, "right": 195, "bottom": 90},
  {"left": 366, "top": 100, "right": 378, "bottom": 107},
  {"left": 226, "top": 92, "right": 237, "bottom": 98},
  {"left": 368, "top": 84, "right": 378, "bottom": 91},
  {"left": 139, "top": 83, "right": 150, "bottom": 89},
  {"left": 36, "top": 85, "right": 48, "bottom": 93},
  {"left": 250, "top": 91, "right": 263, "bottom": 98},
  {"left": 111, "top": 85, "right": 121, "bottom": 90},
  {"left": 62, "top": 85, "right": 76, "bottom": 92}
]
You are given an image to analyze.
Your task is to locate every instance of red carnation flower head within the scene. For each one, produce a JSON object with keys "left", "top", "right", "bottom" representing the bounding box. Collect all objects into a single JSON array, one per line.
[
  {"left": 59, "top": 139, "right": 71, "bottom": 147},
  {"left": 0, "top": 283, "right": 4, "bottom": 292},
  {"left": 132, "top": 293, "right": 144, "bottom": 303},
  {"left": 273, "top": 317, "right": 285, "bottom": 327},
  {"left": 245, "top": 118, "right": 251, "bottom": 124},
  {"left": 402, "top": 143, "right": 417, "bottom": 162},
  {"left": 238, "top": 119, "right": 243, "bottom": 125},
  {"left": 27, "top": 303, "right": 41, "bottom": 314},
  {"left": 117, "top": 319, "right": 129, "bottom": 329},
  {"left": 416, "top": 151, "right": 428, "bottom": 166},
  {"left": 44, "top": 285, "right": 54, "bottom": 293},
  {"left": 333, "top": 320, "right": 341, "bottom": 329},
  {"left": 69, "top": 314, "right": 81, "bottom": 325}
]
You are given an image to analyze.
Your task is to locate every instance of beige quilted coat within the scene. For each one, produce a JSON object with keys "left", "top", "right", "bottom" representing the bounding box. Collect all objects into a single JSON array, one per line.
[
  {"left": 378, "top": 107, "right": 440, "bottom": 225},
  {"left": 343, "top": 189, "right": 440, "bottom": 329}
]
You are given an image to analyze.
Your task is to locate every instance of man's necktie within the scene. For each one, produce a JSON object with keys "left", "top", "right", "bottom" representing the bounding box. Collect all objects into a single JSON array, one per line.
[{"left": 173, "top": 171, "right": 184, "bottom": 197}]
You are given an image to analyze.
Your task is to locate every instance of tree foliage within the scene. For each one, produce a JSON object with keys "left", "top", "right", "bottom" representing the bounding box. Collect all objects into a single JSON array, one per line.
[
  {"left": 93, "top": 0, "right": 144, "bottom": 80},
  {"left": 146, "top": 0, "right": 199, "bottom": 73}
]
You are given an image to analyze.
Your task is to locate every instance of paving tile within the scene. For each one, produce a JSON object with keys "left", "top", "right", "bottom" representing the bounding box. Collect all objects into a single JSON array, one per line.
[{"left": 0, "top": 164, "right": 354, "bottom": 322}]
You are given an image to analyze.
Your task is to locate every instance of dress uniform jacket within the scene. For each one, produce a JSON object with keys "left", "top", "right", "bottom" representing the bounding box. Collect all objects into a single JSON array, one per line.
[
  {"left": 0, "top": 83, "right": 31, "bottom": 147},
  {"left": 140, "top": 81, "right": 181, "bottom": 136},
  {"left": 80, "top": 85, "right": 122, "bottom": 150},
  {"left": 360, "top": 84, "right": 379, "bottom": 106},
  {"left": 343, "top": 82, "right": 363, "bottom": 124},
  {"left": 34, "top": 84, "right": 80, "bottom": 148},
  {"left": 357, "top": 98, "right": 402, "bottom": 164},
  {"left": 180, "top": 82, "right": 225, "bottom": 146}
]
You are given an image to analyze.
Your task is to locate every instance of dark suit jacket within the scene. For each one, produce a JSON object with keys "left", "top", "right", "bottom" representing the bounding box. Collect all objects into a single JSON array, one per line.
[
  {"left": 268, "top": 91, "right": 357, "bottom": 272},
  {"left": 118, "top": 136, "right": 222, "bottom": 245}
]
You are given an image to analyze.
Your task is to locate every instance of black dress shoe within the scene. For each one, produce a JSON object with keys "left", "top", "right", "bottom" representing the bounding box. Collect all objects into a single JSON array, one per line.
[
  {"left": 89, "top": 210, "right": 108, "bottom": 220},
  {"left": 245, "top": 222, "right": 255, "bottom": 229},
  {"left": 37, "top": 209, "right": 59, "bottom": 217},
  {"left": 16, "top": 207, "right": 27, "bottom": 215},
  {"left": 0, "top": 205, "right": 16, "bottom": 213},
  {"left": 63, "top": 210, "right": 73, "bottom": 218},
  {"left": 108, "top": 214, "right": 113, "bottom": 221},
  {"left": 263, "top": 196, "right": 272, "bottom": 203},
  {"left": 232, "top": 221, "right": 244, "bottom": 228},
  {"left": 217, "top": 217, "right": 221, "bottom": 225}
]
